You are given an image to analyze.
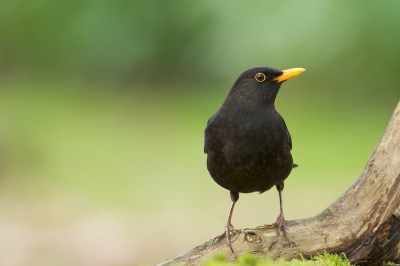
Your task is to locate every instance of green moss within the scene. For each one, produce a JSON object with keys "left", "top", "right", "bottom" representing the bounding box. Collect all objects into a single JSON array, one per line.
[
  {"left": 203, "top": 252, "right": 352, "bottom": 266},
  {"left": 383, "top": 262, "right": 399, "bottom": 266}
]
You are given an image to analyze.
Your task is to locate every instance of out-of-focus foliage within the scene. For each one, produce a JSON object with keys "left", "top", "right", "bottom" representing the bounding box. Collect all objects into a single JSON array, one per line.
[{"left": 1, "top": 1, "right": 400, "bottom": 89}]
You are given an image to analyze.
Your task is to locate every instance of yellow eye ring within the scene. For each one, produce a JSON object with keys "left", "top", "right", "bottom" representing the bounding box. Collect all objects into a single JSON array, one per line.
[{"left": 255, "top": 72, "right": 266, "bottom": 83}]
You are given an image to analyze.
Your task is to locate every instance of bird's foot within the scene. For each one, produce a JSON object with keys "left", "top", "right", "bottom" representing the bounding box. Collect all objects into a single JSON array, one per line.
[
  {"left": 212, "top": 222, "right": 243, "bottom": 252},
  {"left": 256, "top": 214, "right": 295, "bottom": 249}
]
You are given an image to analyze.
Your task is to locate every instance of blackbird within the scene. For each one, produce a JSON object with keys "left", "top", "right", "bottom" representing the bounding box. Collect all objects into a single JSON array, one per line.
[{"left": 204, "top": 66, "right": 305, "bottom": 252}]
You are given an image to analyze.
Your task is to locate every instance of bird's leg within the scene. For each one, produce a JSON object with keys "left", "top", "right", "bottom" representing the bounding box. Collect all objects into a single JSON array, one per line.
[
  {"left": 212, "top": 200, "right": 238, "bottom": 251},
  {"left": 212, "top": 191, "right": 241, "bottom": 252},
  {"left": 257, "top": 183, "right": 294, "bottom": 249},
  {"left": 268, "top": 187, "right": 291, "bottom": 249}
]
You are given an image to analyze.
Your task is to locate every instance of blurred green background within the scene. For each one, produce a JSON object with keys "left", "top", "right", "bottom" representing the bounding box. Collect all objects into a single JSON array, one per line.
[{"left": 0, "top": 1, "right": 399, "bottom": 265}]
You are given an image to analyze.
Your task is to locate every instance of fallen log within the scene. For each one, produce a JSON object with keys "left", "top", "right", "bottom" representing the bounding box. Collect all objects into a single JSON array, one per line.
[{"left": 158, "top": 101, "right": 400, "bottom": 266}]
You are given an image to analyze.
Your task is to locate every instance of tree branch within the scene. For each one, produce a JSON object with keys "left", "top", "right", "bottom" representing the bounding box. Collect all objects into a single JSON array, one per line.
[{"left": 158, "top": 101, "right": 400, "bottom": 266}]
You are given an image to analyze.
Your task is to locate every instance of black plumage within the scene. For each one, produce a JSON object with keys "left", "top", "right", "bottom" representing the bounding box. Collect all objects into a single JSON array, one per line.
[{"left": 204, "top": 66, "right": 305, "bottom": 251}]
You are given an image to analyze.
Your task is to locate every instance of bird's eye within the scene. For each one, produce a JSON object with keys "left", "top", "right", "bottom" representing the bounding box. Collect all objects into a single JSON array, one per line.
[{"left": 255, "top": 73, "right": 266, "bottom": 83}]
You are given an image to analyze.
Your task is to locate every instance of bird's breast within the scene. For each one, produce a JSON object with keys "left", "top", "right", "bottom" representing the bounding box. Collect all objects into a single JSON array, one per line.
[
  {"left": 210, "top": 110, "right": 288, "bottom": 163},
  {"left": 205, "top": 107, "right": 293, "bottom": 193}
]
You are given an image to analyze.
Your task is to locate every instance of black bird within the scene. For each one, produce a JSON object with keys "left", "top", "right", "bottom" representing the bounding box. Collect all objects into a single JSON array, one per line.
[{"left": 204, "top": 66, "right": 305, "bottom": 251}]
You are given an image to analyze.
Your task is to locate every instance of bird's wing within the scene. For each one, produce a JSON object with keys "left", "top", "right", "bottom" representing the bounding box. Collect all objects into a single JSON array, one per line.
[
  {"left": 280, "top": 116, "right": 298, "bottom": 167},
  {"left": 280, "top": 117, "right": 293, "bottom": 151},
  {"left": 287, "top": 129, "right": 293, "bottom": 151},
  {"left": 204, "top": 113, "right": 217, "bottom": 154}
]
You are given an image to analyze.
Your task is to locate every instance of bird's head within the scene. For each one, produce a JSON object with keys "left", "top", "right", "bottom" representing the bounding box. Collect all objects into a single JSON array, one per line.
[{"left": 226, "top": 66, "right": 305, "bottom": 106}]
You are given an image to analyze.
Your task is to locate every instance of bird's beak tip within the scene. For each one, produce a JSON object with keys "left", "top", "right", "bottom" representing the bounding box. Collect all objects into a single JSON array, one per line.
[{"left": 273, "top": 68, "right": 305, "bottom": 83}]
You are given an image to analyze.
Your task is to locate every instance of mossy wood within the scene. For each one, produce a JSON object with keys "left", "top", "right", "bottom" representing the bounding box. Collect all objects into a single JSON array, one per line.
[{"left": 158, "top": 101, "right": 400, "bottom": 266}]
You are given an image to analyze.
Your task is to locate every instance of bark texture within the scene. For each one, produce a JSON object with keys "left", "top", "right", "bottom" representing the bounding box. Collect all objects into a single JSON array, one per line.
[{"left": 158, "top": 101, "right": 400, "bottom": 266}]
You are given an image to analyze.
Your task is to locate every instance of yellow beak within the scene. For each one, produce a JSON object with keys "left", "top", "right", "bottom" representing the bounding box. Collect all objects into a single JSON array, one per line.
[{"left": 273, "top": 68, "right": 306, "bottom": 83}]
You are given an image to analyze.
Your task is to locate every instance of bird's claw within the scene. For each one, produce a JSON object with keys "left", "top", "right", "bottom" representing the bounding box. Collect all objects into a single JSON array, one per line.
[
  {"left": 269, "top": 214, "right": 294, "bottom": 249},
  {"left": 256, "top": 214, "right": 295, "bottom": 249},
  {"left": 212, "top": 223, "right": 242, "bottom": 252}
]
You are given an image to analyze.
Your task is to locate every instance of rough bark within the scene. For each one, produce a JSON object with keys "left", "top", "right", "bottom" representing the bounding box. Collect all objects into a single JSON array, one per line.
[{"left": 158, "top": 101, "right": 400, "bottom": 266}]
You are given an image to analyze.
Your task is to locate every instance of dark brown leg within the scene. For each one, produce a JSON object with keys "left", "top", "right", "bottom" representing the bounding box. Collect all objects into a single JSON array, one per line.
[
  {"left": 269, "top": 183, "right": 293, "bottom": 249},
  {"left": 256, "top": 182, "right": 293, "bottom": 249},
  {"left": 212, "top": 191, "right": 240, "bottom": 252}
]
